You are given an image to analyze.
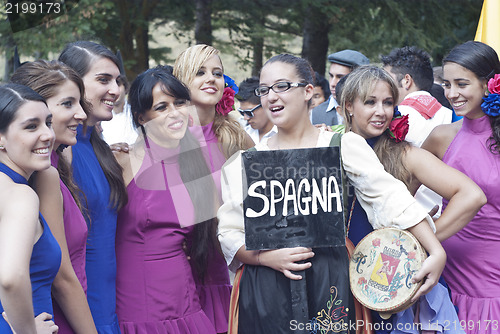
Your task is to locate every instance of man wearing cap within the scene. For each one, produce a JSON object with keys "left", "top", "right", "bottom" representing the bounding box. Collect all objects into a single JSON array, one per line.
[{"left": 311, "top": 49, "right": 369, "bottom": 126}]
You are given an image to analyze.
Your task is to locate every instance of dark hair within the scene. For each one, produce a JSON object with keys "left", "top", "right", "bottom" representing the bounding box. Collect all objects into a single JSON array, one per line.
[
  {"left": 58, "top": 41, "right": 127, "bottom": 210},
  {"left": 236, "top": 77, "right": 260, "bottom": 105},
  {"left": 381, "top": 46, "right": 434, "bottom": 92},
  {"left": 443, "top": 41, "right": 500, "bottom": 154},
  {"left": 128, "top": 66, "right": 218, "bottom": 281},
  {"left": 429, "top": 83, "right": 452, "bottom": 110},
  {"left": 128, "top": 66, "right": 191, "bottom": 128},
  {"left": 10, "top": 59, "right": 89, "bottom": 213},
  {"left": 314, "top": 71, "right": 331, "bottom": 98},
  {"left": 264, "top": 54, "right": 315, "bottom": 85},
  {"left": 0, "top": 83, "right": 46, "bottom": 133}
]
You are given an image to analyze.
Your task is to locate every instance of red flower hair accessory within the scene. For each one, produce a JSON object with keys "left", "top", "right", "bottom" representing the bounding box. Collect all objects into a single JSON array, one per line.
[
  {"left": 387, "top": 107, "right": 409, "bottom": 142},
  {"left": 216, "top": 87, "right": 236, "bottom": 116},
  {"left": 215, "top": 75, "right": 238, "bottom": 116}
]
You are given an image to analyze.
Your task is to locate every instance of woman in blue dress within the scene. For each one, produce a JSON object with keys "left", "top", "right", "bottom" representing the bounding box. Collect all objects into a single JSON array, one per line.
[
  {"left": 58, "top": 41, "right": 128, "bottom": 334},
  {"left": 0, "top": 83, "right": 61, "bottom": 333}
]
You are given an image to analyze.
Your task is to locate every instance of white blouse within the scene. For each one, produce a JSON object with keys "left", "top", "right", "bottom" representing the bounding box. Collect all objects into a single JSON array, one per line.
[{"left": 217, "top": 130, "right": 434, "bottom": 272}]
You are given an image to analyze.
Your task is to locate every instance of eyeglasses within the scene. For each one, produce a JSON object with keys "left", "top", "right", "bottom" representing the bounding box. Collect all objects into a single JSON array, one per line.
[
  {"left": 238, "top": 104, "right": 261, "bottom": 118},
  {"left": 254, "top": 82, "right": 307, "bottom": 97}
]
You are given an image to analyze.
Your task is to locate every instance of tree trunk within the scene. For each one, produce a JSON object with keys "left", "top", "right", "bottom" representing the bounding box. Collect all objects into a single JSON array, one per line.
[
  {"left": 301, "top": 5, "right": 330, "bottom": 76},
  {"left": 252, "top": 36, "right": 264, "bottom": 77},
  {"left": 195, "top": 0, "right": 213, "bottom": 45}
]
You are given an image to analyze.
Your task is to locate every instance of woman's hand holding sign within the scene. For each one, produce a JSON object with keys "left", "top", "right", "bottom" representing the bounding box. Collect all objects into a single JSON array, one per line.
[{"left": 259, "top": 247, "right": 315, "bottom": 280}]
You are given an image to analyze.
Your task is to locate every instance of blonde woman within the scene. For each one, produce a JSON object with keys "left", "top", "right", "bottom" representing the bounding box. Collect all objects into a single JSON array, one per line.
[{"left": 173, "top": 44, "right": 253, "bottom": 333}]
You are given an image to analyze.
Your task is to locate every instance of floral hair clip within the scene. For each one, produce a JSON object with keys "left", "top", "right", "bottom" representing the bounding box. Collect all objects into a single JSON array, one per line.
[
  {"left": 481, "top": 73, "right": 500, "bottom": 117},
  {"left": 387, "top": 107, "right": 409, "bottom": 142},
  {"left": 216, "top": 74, "right": 239, "bottom": 116}
]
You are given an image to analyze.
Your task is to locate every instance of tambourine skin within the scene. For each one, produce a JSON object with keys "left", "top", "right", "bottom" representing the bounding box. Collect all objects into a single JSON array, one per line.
[{"left": 349, "top": 228, "right": 427, "bottom": 315}]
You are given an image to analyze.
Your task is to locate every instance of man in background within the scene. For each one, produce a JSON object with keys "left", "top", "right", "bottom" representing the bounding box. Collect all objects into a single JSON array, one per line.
[{"left": 311, "top": 49, "right": 369, "bottom": 126}]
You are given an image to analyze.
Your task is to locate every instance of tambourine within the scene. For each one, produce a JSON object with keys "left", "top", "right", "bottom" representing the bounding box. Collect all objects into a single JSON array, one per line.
[{"left": 349, "top": 228, "right": 427, "bottom": 318}]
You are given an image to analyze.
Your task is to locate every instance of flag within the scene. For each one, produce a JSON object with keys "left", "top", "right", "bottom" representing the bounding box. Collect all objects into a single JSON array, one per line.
[{"left": 475, "top": 0, "right": 500, "bottom": 56}]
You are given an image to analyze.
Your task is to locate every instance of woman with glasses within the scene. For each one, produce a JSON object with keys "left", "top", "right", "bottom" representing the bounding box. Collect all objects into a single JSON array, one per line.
[
  {"left": 218, "top": 54, "right": 355, "bottom": 334},
  {"left": 173, "top": 44, "right": 253, "bottom": 334},
  {"left": 236, "top": 77, "right": 277, "bottom": 144}
]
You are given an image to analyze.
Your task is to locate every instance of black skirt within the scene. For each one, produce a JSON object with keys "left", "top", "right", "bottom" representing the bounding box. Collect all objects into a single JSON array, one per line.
[{"left": 238, "top": 246, "right": 355, "bottom": 334}]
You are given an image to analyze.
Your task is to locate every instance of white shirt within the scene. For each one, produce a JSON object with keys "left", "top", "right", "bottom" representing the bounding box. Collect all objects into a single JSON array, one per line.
[
  {"left": 217, "top": 130, "right": 434, "bottom": 271},
  {"left": 398, "top": 91, "right": 452, "bottom": 148},
  {"left": 244, "top": 125, "right": 278, "bottom": 145},
  {"left": 101, "top": 103, "right": 139, "bottom": 145}
]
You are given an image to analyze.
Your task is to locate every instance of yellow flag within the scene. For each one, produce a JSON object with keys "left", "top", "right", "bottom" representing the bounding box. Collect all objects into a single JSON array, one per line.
[{"left": 475, "top": 0, "right": 500, "bottom": 55}]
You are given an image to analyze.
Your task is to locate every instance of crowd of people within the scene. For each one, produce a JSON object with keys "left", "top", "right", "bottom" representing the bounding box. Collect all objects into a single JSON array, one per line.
[{"left": 0, "top": 38, "right": 498, "bottom": 334}]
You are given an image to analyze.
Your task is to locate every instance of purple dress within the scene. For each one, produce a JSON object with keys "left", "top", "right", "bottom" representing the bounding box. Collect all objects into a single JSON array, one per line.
[
  {"left": 441, "top": 115, "right": 500, "bottom": 334},
  {"left": 50, "top": 152, "right": 88, "bottom": 334},
  {"left": 115, "top": 138, "right": 216, "bottom": 334},
  {"left": 190, "top": 123, "right": 231, "bottom": 333}
]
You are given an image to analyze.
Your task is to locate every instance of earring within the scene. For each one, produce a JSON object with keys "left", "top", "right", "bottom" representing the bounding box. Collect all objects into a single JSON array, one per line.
[
  {"left": 349, "top": 113, "right": 353, "bottom": 117},
  {"left": 0, "top": 145, "right": 4, "bottom": 150}
]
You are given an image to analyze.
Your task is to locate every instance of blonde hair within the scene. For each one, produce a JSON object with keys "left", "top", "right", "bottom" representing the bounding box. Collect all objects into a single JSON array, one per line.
[
  {"left": 173, "top": 44, "right": 247, "bottom": 158},
  {"left": 340, "top": 66, "right": 413, "bottom": 188}
]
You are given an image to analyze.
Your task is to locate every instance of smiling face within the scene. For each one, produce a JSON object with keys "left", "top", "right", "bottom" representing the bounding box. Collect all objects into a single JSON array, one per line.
[
  {"left": 82, "top": 57, "right": 121, "bottom": 125},
  {"left": 259, "top": 61, "right": 313, "bottom": 130},
  {"left": 347, "top": 80, "right": 395, "bottom": 139},
  {"left": 188, "top": 54, "right": 224, "bottom": 110},
  {"left": 45, "top": 80, "right": 87, "bottom": 147},
  {"left": 0, "top": 101, "right": 55, "bottom": 178},
  {"left": 139, "top": 83, "right": 191, "bottom": 148},
  {"left": 442, "top": 62, "right": 487, "bottom": 119}
]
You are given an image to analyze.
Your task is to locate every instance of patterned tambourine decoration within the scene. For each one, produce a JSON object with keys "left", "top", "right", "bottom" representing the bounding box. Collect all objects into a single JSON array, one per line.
[{"left": 349, "top": 227, "right": 427, "bottom": 319}]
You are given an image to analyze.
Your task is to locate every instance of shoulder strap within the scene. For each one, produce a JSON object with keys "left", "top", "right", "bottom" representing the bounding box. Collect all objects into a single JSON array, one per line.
[{"left": 328, "top": 132, "right": 349, "bottom": 224}]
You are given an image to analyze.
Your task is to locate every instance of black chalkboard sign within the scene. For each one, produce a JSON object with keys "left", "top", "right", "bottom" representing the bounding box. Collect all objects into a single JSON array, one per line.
[{"left": 242, "top": 147, "right": 345, "bottom": 250}]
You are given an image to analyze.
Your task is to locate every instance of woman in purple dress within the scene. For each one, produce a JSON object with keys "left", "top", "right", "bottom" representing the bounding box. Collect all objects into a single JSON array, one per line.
[
  {"left": 11, "top": 60, "right": 98, "bottom": 333},
  {"left": 423, "top": 41, "right": 500, "bottom": 334},
  {"left": 114, "top": 66, "right": 218, "bottom": 333},
  {"left": 174, "top": 45, "right": 254, "bottom": 333},
  {"left": 0, "top": 83, "right": 60, "bottom": 333}
]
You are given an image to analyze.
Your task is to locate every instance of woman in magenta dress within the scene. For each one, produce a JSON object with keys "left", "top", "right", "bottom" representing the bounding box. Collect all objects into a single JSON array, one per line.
[
  {"left": 114, "top": 66, "right": 218, "bottom": 333},
  {"left": 173, "top": 44, "right": 254, "bottom": 333},
  {"left": 423, "top": 41, "right": 500, "bottom": 333},
  {"left": 0, "top": 83, "right": 60, "bottom": 333},
  {"left": 11, "top": 60, "right": 98, "bottom": 333}
]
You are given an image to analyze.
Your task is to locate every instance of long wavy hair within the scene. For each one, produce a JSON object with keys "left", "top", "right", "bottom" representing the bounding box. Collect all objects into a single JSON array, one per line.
[
  {"left": 59, "top": 41, "right": 128, "bottom": 210},
  {"left": 443, "top": 41, "right": 500, "bottom": 154},
  {"left": 11, "top": 59, "right": 90, "bottom": 213},
  {"left": 173, "top": 44, "right": 247, "bottom": 158},
  {"left": 128, "top": 66, "right": 218, "bottom": 281},
  {"left": 341, "top": 66, "right": 413, "bottom": 188}
]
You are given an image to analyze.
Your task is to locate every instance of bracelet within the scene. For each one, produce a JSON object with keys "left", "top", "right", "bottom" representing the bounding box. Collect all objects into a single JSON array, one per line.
[{"left": 257, "top": 250, "right": 262, "bottom": 266}]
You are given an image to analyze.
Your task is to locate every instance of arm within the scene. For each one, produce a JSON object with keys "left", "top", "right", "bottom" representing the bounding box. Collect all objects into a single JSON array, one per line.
[
  {"left": 341, "top": 132, "right": 435, "bottom": 231},
  {"left": 34, "top": 168, "right": 97, "bottom": 334},
  {"left": 341, "top": 132, "right": 444, "bottom": 296},
  {"left": 217, "top": 151, "right": 313, "bottom": 280},
  {"left": 406, "top": 147, "right": 486, "bottom": 241},
  {"left": 0, "top": 187, "right": 41, "bottom": 333}
]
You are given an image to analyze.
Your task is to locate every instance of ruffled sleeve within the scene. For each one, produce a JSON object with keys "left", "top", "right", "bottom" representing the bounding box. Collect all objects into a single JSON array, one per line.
[
  {"left": 217, "top": 150, "right": 246, "bottom": 272},
  {"left": 341, "top": 132, "right": 435, "bottom": 232}
]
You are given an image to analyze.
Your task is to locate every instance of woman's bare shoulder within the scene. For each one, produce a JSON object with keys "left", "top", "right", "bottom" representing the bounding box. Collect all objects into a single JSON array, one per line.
[{"left": 422, "top": 120, "right": 462, "bottom": 159}]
